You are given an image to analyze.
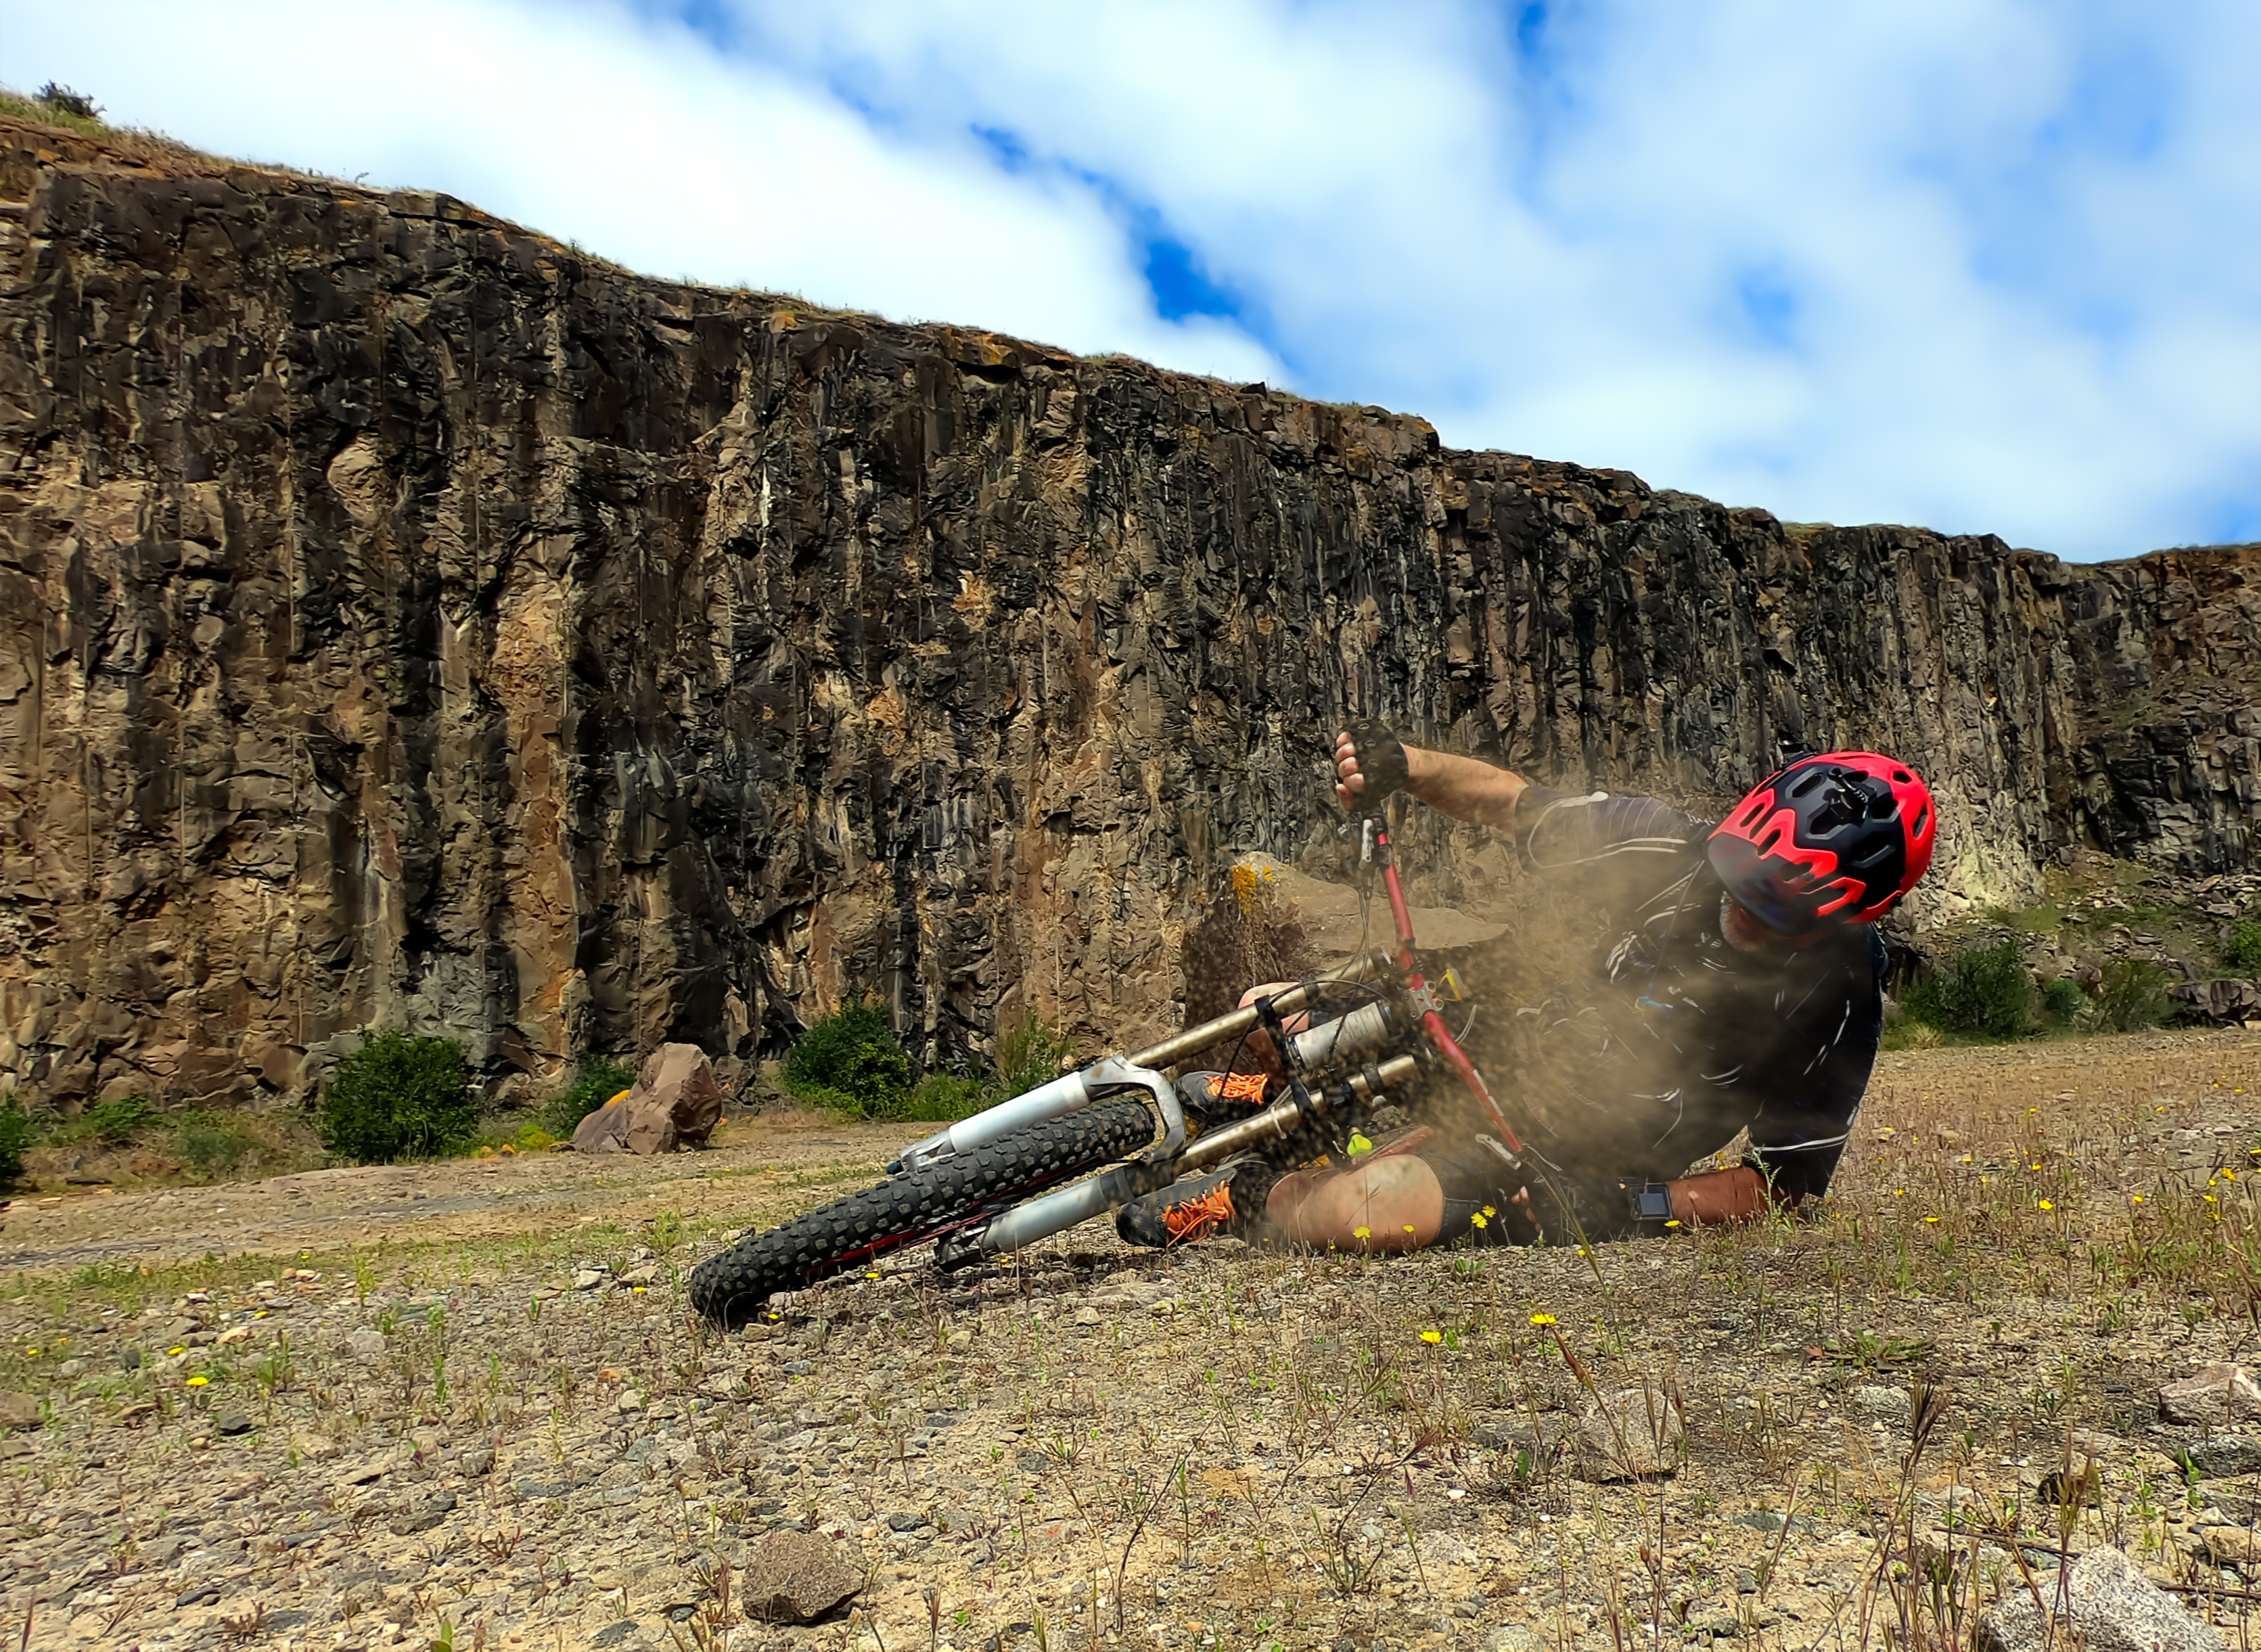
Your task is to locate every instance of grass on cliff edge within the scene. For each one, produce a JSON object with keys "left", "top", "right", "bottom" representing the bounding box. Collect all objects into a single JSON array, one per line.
[{"left": 0, "top": 85, "right": 225, "bottom": 172}]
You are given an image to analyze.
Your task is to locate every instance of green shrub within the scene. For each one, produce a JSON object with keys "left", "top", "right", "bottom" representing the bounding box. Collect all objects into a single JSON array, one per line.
[
  {"left": 539, "top": 1058, "right": 639, "bottom": 1139},
  {"left": 996, "top": 1018, "right": 1075, "bottom": 1097},
  {"left": 2040, "top": 977, "right": 2088, "bottom": 1028},
  {"left": 901, "top": 1071, "right": 991, "bottom": 1122},
  {"left": 783, "top": 999, "right": 913, "bottom": 1119},
  {"left": 318, "top": 1029, "right": 478, "bottom": 1164},
  {"left": 174, "top": 1111, "right": 256, "bottom": 1179},
  {"left": 0, "top": 1095, "right": 30, "bottom": 1184},
  {"left": 2093, "top": 959, "right": 2178, "bottom": 1033},
  {"left": 49, "top": 1093, "right": 161, "bottom": 1147},
  {"left": 2224, "top": 921, "right": 2261, "bottom": 974},
  {"left": 1900, "top": 940, "right": 2036, "bottom": 1040}
]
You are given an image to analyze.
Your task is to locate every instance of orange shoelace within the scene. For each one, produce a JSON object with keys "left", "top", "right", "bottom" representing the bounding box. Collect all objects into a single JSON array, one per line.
[{"left": 1162, "top": 1183, "right": 1235, "bottom": 1245}]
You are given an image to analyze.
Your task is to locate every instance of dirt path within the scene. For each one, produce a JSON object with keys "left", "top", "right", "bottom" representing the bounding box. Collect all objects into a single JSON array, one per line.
[
  {"left": 0, "top": 1109, "right": 928, "bottom": 1275},
  {"left": 4, "top": 1030, "right": 2253, "bottom": 1279}
]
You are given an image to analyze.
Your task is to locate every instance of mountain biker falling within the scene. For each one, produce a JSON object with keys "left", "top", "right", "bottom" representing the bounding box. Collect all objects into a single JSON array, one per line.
[{"left": 1116, "top": 724, "right": 1937, "bottom": 1252}]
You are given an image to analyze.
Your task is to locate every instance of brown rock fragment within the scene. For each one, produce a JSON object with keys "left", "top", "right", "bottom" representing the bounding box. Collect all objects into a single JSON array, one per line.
[
  {"left": 1572, "top": 1382, "right": 1685, "bottom": 1482},
  {"left": 2157, "top": 1361, "right": 2261, "bottom": 1427},
  {"left": 572, "top": 1044, "right": 723, "bottom": 1155},
  {"left": 743, "top": 1530, "right": 861, "bottom": 1623}
]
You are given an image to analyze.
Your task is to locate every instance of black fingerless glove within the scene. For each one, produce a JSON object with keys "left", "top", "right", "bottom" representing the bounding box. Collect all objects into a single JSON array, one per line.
[{"left": 1343, "top": 717, "right": 1410, "bottom": 808}]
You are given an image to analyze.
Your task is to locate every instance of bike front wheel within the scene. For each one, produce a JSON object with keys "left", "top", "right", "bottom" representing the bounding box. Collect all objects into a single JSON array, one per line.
[{"left": 688, "top": 1097, "right": 1156, "bottom": 1327}]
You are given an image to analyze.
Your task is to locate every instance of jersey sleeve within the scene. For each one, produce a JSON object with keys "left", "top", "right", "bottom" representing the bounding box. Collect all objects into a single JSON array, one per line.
[
  {"left": 1512, "top": 787, "right": 1709, "bottom": 924},
  {"left": 1743, "top": 931, "right": 1888, "bottom": 1202},
  {"left": 1513, "top": 787, "right": 1706, "bottom": 867}
]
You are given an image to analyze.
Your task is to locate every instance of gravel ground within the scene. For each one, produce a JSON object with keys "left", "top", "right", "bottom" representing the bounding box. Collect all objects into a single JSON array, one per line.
[{"left": 2, "top": 1037, "right": 2258, "bottom": 1651}]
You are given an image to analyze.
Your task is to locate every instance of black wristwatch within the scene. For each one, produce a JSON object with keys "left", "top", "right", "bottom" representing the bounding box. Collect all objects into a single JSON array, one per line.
[{"left": 1622, "top": 1180, "right": 1678, "bottom": 1238}]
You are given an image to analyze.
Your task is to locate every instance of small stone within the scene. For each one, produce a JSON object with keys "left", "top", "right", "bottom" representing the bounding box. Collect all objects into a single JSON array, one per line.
[
  {"left": 1975, "top": 1546, "right": 2224, "bottom": 1652},
  {"left": 742, "top": 1529, "right": 861, "bottom": 1622},
  {"left": 1851, "top": 1385, "right": 1912, "bottom": 1423},
  {"left": 2181, "top": 1436, "right": 2261, "bottom": 1478},
  {"left": 139, "top": 1534, "right": 191, "bottom": 1567},
  {"left": 572, "top": 1268, "right": 608, "bottom": 1291},
  {"left": 1573, "top": 1383, "right": 1686, "bottom": 1482},
  {"left": 616, "top": 1391, "right": 645, "bottom": 1413},
  {"left": 620, "top": 1262, "right": 660, "bottom": 1286},
  {"left": 886, "top": 1511, "right": 923, "bottom": 1532},
  {"left": 458, "top": 1443, "right": 497, "bottom": 1477},
  {"left": 336, "top": 1454, "right": 393, "bottom": 1486},
  {"left": 2201, "top": 1528, "right": 2261, "bottom": 1570},
  {"left": 1015, "top": 1449, "right": 1051, "bottom": 1475},
  {"left": 2159, "top": 1363, "right": 2261, "bottom": 1427},
  {"left": 346, "top": 1327, "right": 386, "bottom": 1358},
  {"left": 214, "top": 1410, "right": 253, "bottom": 1437},
  {"left": 387, "top": 1489, "right": 457, "bottom": 1536},
  {"left": 781, "top": 1360, "right": 815, "bottom": 1377},
  {"left": 1481, "top": 1624, "right": 1540, "bottom": 1652},
  {"left": 0, "top": 1393, "right": 40, "bottom": 1431}
]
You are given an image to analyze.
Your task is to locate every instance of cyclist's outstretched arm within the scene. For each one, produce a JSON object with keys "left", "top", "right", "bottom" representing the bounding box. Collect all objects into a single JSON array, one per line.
[{"left": 1334, "top": 729, "right": 1529, "bottom": 830}]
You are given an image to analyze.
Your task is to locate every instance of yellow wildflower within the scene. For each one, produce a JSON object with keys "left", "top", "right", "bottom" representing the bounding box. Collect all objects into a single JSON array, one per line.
[
  {"left": 185, "top": 1375, "right": 209, "bottom": 1387},
  {"left": 1470, "top": 1212, "right": 1488, "bottom": 1229},
  {"left": 1352, "top": 1226, "right": 1371, "bottom": 1241},
  {"left": 1923, "top": 1215, "right": 1940, "bottom": 1224},
  {"left": 166, "top": 1346, "right": 186, "bottom": 1357},
  {"left": 1482, "top": 1206, "right": 1497, "bottom": 1218},
  {"left": 1420, "top": 1330, "right": 1443, "bottom": 1345},
  {"left": 1529, "top": 1312, "right": 1557, "bottom": 1327},
  {"left": 1664, "top": 1219, "right": 1681, "bottom": 1229},
  {"left": 1347, "top": 1133, "right": 1375, "bottom": 1157},
  {"left": 2038, "top": 1199, "right": 2055, "bottom": 1212}
]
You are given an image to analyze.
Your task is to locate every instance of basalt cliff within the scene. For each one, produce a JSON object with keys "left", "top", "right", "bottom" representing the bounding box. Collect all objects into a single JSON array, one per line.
[{"left": 1, "top": 117, "right": 2256, "bottom": 1109}]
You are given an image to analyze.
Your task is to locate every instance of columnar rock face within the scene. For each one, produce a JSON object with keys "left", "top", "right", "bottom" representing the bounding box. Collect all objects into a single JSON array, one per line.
[{"left": 0, "top": 119, "right": 2256, "bottom": 1108}]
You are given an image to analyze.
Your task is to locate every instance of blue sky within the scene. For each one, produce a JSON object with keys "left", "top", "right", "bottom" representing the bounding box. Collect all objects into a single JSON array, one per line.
[{"left": 9, "top": 0, "right": 2260, "bottom": 560}]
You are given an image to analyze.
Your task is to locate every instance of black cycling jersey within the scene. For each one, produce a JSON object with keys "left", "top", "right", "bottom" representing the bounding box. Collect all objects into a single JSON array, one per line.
[{"left": 1437, "top": 785, "right": 1886, "bottom": 1240}]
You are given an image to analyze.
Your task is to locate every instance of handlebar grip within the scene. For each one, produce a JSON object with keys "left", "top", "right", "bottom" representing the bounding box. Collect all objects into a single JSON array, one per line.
[{"left": 1343, "top": 717, "right": 1410, "bottom": 810}]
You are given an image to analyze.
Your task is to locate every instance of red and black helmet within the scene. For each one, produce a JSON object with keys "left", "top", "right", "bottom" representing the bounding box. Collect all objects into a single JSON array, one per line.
[{"left": 1706, "top": 752, "right": 1936, "bottom": 933}]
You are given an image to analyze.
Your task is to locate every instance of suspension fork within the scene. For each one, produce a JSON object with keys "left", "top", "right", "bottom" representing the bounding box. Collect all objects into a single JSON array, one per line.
[{"left": 1363, "top": 814, "right": 1527, "bottom": 1161}]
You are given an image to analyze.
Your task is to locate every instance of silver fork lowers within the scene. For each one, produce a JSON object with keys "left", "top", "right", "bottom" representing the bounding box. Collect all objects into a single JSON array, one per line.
[
  {"left": 963, "top": 1052, "right": 1421, "bottom": 1259},
  {"left": 891, "top": 949, "right": 1397, "bottom": 1177}
]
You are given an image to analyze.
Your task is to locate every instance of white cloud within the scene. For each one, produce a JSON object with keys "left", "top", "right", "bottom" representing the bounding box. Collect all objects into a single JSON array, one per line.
[
  {"left": 9, "top": 0, "right": 2261, "bottom": 557},
  {"left": 1, "top": 0, "right": 1279, "bottom": 381}
]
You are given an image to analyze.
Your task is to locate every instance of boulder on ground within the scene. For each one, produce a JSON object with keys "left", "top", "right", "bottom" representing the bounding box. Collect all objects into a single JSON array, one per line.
[
  {"left": 1975, "top": 1547, "right": 2222, "bottom": 1652},
  {"left": 571, "top": 1045, "right": 725, "bottom": 1155},
  {"left": 2158, "top": 1362, "right": 2261, "bottom": 1427},
  {"left": 0, "top": 1392, "right": 39, "bottom": 1431},
  {"left": 743, "top": 1529, "right": 861, "bottom": 1622},
  {"left": 2170, "top": 978, "right": 2261, "bottom": 1024},
  {"left": 2181, "top": 1436, "right": 2261, "bottom": 1478},
  {"left": 1572, "top": 1382, "right": 1685, "bottom": 1482}
]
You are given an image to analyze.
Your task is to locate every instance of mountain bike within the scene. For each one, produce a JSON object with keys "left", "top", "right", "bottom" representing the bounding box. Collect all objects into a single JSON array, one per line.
[{"left": 689, "top": 807, "right": 1526, "bottom": 1329}]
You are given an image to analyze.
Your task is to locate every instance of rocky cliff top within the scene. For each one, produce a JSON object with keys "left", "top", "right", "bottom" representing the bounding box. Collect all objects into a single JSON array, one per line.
[{"left": 0, "top": 110, "right": 2255, "bottom": 1108}]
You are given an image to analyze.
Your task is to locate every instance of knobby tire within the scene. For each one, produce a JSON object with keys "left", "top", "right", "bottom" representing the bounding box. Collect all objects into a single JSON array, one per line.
[{"left": 688, "top": 1097, "right": 1155, "bottom": 1327}]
